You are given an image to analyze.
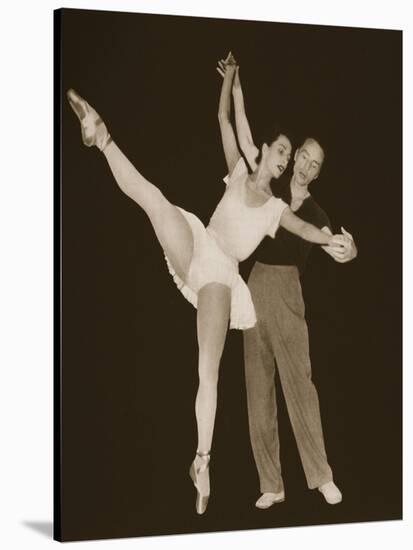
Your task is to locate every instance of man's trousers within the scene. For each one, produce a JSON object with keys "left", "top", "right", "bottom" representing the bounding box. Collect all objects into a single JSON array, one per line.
[{"left": 243, "top": 263, "right": 333, "bottom": 493}]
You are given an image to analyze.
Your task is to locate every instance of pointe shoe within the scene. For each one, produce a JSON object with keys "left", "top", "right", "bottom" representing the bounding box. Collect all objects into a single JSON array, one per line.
[
  {"left": 189, "top": 450, "right": 210, "bottom": 515},
  {"left": 66, "top": 88, "right": 112, "bottom": 151},
  {"left": 255, "top": 491, "right": 285, "bottom": 509},
  {"left": 318, "top": 481, "right": 342, "bottom": 505}
]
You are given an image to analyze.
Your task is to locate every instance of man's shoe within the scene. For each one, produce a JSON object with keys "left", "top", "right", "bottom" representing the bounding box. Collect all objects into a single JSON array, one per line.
[
  {"left": 255, "top": 491, "right": 285, "bottom": 509},
  {"left": 318, "top": 481, "right": 342, "bottom": 505}
]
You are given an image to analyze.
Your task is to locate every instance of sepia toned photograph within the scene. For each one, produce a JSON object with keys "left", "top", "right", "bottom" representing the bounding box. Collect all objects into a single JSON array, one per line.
[{"left": 54, "top": 7, "right": 402, "bottom": 542}]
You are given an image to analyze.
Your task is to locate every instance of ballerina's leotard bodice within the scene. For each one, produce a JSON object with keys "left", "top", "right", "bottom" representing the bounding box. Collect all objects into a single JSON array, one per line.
[{"left": 207, "top": 157, "right": 288, "bottom": 262}]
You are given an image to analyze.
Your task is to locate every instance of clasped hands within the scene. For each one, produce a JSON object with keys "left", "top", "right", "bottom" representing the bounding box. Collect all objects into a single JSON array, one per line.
[{"left": 325, "top": 228, "right": 357, "bottom": 263}]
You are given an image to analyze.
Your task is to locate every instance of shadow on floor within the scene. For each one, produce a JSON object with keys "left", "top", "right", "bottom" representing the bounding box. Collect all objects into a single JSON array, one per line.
[{"left": 22, "top": 521, "right": 53, "bottom": 539}]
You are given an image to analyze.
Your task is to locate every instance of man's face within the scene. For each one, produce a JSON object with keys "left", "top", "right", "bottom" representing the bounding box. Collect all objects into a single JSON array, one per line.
[{"left": 292, "top": 139, "right": 324, "bottom": 187}]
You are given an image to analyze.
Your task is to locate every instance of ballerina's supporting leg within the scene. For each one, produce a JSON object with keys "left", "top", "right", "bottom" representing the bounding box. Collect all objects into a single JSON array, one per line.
[
  {"left": 196, "top": 282, "right": 231, "bottom": 451},
  {"left": 190, "top": 282, "right": 231, "bottom": 514}
]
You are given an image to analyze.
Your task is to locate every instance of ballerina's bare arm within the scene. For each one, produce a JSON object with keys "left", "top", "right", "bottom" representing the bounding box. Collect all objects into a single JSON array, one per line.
[
  {"left": 279, "top": 207, "right": 345, "bottom": 246},
  {"left": 217, "top": 52, "right": 241, "bottom": 175},
  {"left": 217, "top": 59, "right": 259, "bottom": 171},
  {"left": 231, "top": 67, "right": 260, "bottom": 171}
]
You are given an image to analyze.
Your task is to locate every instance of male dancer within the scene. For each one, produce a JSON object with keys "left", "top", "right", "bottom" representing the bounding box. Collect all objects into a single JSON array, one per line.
[{"left": 221, "top": 60, "right": 357, "bottom": 509}]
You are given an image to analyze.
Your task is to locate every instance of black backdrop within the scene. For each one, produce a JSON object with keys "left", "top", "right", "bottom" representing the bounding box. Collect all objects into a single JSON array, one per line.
[{"left": 56, "top": 8, "right": 402, "bottom": 542}]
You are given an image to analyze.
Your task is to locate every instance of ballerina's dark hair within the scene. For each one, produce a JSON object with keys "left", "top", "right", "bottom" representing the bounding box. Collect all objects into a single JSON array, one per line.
[{"left": 241, "top": 122, "right": 296, "bottom": 176}]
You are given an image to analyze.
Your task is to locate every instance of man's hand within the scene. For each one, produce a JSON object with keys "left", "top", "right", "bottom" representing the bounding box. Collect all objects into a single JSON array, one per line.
[{"left": 323, "top": 227, "right": 358, "bottom": 263}]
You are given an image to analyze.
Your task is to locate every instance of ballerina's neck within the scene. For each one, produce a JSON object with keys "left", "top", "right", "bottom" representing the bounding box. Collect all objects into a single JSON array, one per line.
[{"left": 248, "top": 171, "right": 272, "bottom": 195}]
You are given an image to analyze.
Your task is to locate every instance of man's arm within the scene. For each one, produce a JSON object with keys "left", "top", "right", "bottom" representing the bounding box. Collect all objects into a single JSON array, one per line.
[{"left": 321, "top": 226, "right": 358, "bottom": 263}]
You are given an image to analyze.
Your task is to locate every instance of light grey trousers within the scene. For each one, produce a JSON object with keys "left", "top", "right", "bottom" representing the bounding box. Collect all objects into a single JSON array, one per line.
[{"left": 243, "top": 263, "right": 333, "bottom": 493}]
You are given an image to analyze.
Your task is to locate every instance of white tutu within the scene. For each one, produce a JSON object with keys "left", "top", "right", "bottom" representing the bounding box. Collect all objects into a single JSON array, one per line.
[{"left": 164, "top": 208, "right": 257, "bottom": 330}]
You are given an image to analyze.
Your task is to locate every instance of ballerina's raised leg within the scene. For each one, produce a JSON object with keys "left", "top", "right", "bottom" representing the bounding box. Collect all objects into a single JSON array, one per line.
[
  {"left": 67, "top": 89, "right": 231, "bottom": 514},
  {"left": 67, "top": 89, "right": 194, "bottom": 281}
]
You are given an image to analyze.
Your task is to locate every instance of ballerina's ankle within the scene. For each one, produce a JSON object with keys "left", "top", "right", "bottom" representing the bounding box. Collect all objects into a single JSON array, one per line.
[
  {"left": 99, "top": 133, "right": 113, "bottom": 152},
  {"left": 195, "top": 450, "right": 210, "bottom": 472}
]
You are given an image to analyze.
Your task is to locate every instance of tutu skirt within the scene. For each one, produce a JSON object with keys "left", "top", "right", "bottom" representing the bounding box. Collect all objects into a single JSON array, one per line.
[{"left": 165, "top": 208, "right": 257, "bottom": 330}]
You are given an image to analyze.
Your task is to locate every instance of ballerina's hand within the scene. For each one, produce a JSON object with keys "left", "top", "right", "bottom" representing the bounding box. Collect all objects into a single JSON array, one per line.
[
  {"left": 329, "top": 234, "right": 348, "bottom": 247},
  {"left": 216, "top": 51, "right": 238, "bottom": 78}
]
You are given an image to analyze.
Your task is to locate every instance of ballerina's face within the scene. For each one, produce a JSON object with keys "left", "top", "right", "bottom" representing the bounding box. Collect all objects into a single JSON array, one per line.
[{"left": 264, "top": 135, "right": 292, "bottom": 179}]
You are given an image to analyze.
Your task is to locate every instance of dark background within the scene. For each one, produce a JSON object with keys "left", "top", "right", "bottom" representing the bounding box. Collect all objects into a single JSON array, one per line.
[{"left": 56, "top": 8, "right": 402, "bottom": 542}]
